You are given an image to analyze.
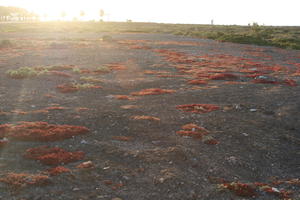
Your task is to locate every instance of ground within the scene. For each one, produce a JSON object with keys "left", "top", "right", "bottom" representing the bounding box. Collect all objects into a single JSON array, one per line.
[{"left": 0, "top": 32, "right": 299, "bottom": 200}]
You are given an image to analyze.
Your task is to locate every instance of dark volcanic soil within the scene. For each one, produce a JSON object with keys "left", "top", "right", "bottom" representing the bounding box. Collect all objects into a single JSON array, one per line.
[{"left": 0, "top": 32, "right": 299, "bottom": 200}]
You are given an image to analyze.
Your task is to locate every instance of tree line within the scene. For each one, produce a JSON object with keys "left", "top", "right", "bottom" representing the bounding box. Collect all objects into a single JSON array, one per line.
[{"left": 0, "top": 6, "right": 39, "bottom": 21}]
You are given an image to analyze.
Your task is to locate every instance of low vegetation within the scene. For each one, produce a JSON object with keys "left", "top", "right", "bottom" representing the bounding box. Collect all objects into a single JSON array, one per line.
[
  {"left": 6, "top": 67, "right": 42, "bottom": 79},
  {"left": 0, "top": 22, "right": 299, "bottom": 49}
]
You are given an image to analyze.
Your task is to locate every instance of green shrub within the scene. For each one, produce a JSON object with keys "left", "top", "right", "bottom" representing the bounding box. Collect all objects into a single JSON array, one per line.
[
  {"left": 95, "top": 66, "right": 110, "bottom": 73},
  {"left": 6, "top": 67, "right": 41, "bottom": 79},
  {"left": 0, "top": 40, "right": 13, "bottom": 48}
]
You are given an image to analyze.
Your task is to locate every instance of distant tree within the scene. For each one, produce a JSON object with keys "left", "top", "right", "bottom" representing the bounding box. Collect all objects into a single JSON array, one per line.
[
  {"left": 99, "top": 9, "right": 104, "bottom": 21},
  {"left": 61, "top": 11, "right": 66, "bottom": 21},
  {"left": 0, "top": 6, "right": 36, "bottom": 21},
  {"left": 80, "top": 10, "right": 85, "bottom": 21}
]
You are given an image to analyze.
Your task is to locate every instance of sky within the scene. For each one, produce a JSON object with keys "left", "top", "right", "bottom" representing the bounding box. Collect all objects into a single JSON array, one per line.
[{"left": 0, "top": 0, "right": 299, "bottom": 25}]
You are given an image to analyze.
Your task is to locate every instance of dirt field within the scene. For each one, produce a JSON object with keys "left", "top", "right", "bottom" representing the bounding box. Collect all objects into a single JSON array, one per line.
[{"left": 0, "top": 32, "right": 299, "bottom": 200}]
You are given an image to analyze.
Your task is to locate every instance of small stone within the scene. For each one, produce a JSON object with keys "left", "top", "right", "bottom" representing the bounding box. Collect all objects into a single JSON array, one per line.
[
  {"left": 73, "top": 188, "right": 80, "bottom": 191},
  {"left": 112, "top": 198, "right": 122, "bottom": 200},
  {"left": 250, "top": 109, "right": 257, "bottom": 112},
  {"left": 242, "top": 133, "right": 249, "bottom": 137},
  {"left": 80, "top": 139, "right": 88, "bottom": 144}
]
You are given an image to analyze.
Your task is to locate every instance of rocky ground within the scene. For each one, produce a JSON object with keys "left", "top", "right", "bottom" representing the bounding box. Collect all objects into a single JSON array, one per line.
[{"left": 0, "top": 32, "right": 299, "bottom": 200}]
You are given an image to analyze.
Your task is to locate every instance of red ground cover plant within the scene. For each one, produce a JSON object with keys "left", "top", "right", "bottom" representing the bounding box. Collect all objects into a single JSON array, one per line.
[
  {"left": 218, "top": 180, "right": 295, "bottom": 199},
  {"left": 252, "top": 79, "right": 281, "bottom": 84},
  {"left": 107, "top": 63, "right": 127, "bottom": 70},
  {"left": 45, "top": 106, "right": 66, "bottom": 111},
  {"left": 112, "top": 136, "right": 133, "bottom": 141},
  {"left": 130, "top": 45, "right": 151, "bottom": 50},
  {"left": 114, "top": 95, "right": 135, "bottom": 100},
  {"left": 56, "top": 84, "right": 79, "bottom": 93},
  {"left": 44, "top": 93, "right": 56, "bottom": 98},
  {"left": 46, "top": 166, "right": 71, "bottom": 176},
  {"left": 76, "top": 107, "right": 90, "bottom": 112},
  {"left": 103, "top": 180, "right": 124, "bottom": 190},
  {"left": 131, "top": 88, "right": 176, "bottom": 96},
  {"left": 204, "top": 138, "right": 220, "bottom": 145},
  {"left": 144, "top": 70, "right": 170, "bottom": 75},
  {"left": 208, "top": 73, "right": 239, "bottom": 80},
  {"left": 220, "top": 182, "right": 257, "bottom": 197},
  {"left": 187, "top": 80, "right": 208, "bottom": 85},
  {"left": 131, "top": 115, "right": 160, "bottom": 121},
  {"left": 2, "top": 122, "right": 89, "bottom": 142},
  {"left": 25, "top": 146, "right": 85, "bottom": 165},
  {"left": 0, "top": 173, "right": 50, "bottom": 188},
  {"left": 45, "top": 106, "right": 66, "bottom": 110},
  {"left": 283, "top": 79, "right": 298, "bottom": 86},
  {"left": 49, "top": 71, "right": 72, "bottom": 78},
  {"left": 176, "top": 123, "right": 209, "bottom": 139},
  {"left": 176, "top": 104, "right": 220, "bottom": 114}
]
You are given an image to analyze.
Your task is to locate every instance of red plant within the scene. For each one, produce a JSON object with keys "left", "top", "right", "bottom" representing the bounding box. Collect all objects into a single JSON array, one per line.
[
  {"left": 204, "top": 138, "right": 220, "bottom": 145},
  {"left": 3, "top": 122, "right": 89, "bottom": 142},
  {"left": 25, "top": 146, "right": 85, "bottom": 165},
  {"left": 56, "top": 84, "right": 79, "bottom": 93},
  {"left": 76, "top": 107, "right": 90, "bottom": 112},
  {"left": 283, "top": 79, "right": 297, "bottom": 86},
  {"left": 107, "top": 63, "right": 127, "bottom": 70},
  {"left": 176, "top": 104, "right": 220, "bottom": 114},
  {"left": 222, "top": 182, "right": 257, "bottom": 197},
  {"left": 46, "top": 107, "right": 66, "bottom": 110},
  {"left": 131, "top": 115, "right": 160, "bottom": 121},
  {"left": 114, "top": 95, "right": 135, "bottom": 100},
  {"left": 0, "top": 173, "right": 50, "bottom": 188},
  {"left": 46, "top": 166, "right": 70, "bottom": 176},
  {"left": 209, "top": 73, "right": 239, "bottom": 80},
  {"left": 112, "top": 136, "right": 133, "bottom": 141},
  {"left": 252, "top": 79, "right": 280, "bottom": 84},
  {"left": 187, "top": 80, "right": 208, "bottom": 85},
  {"left": 49, "top": 71, "right": 72, "bottom": 77},
  {"left": 176, "top": 130, "right": 203, "bottom": 139},
  {"left": 131, "top": 88, "right": 176, "bottom": 96}
]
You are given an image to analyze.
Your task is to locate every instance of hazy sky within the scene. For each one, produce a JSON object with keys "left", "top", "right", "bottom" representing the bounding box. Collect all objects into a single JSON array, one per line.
[{"left": 0, "top": 0, "right": 299, "bottom": 25}]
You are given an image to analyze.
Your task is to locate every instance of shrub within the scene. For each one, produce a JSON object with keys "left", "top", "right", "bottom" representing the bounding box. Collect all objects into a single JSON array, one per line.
[
  {"left": 6, "top": 67, "right": 41, "bottom": 79},
  {"left": 102, "top": 35, "right": 113, "bottom": 42},
  {"left": 95, "top": 66, "right": 111, "bottom": 73},
  {"left": 0, "top": 40, "right": 13, "bottom": 48}
]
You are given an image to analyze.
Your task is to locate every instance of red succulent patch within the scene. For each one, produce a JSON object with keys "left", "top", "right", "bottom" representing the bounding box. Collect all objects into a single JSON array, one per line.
[
  {"left": 283, "top": 79, "right": 297, "bottom": 86},
  {"left": 176, "top": 104, "right": 220, "bottom": 114},
  {"left": 46, "top": 106, "right": 66, "bottom": 110},
  {"left": 25, "top": 146, "right": 85, "bottom": 165},
  {"left": 114, "top": 95, "right": 135, "bottom": 100},
  {"left": 131, "top": 88, "right": 176, "bottom": 96},
  {"left": 131, "top": 115, "right": 160, "bottom": 121},
  {"left": 204, "top": 138, "right": 220, "bottom": 145},
  {"left": 209, "top": 73, "right": 239, "bottom": 80},
  {"left": 112, "top": 136, "right": 133, "bottom": 141},
  {"left": 56, "top": 84, "right": 79, "bottom": 93},
  {"left": 176, "top": 123, "right": 209, "bottom": 139},
  {"left": 0, "top": 173, "right": 50, "bottom": 188},
  {"left": 221, "top": 182, "right": 257, "bottom": 197},
  {"left": 1, "top": 122, "right": 89, "bottom": 142},
  {"left": 49, "top": 71, "right": 72, "bottom": 77},
  {"left": 187, "top": 80, "right": 208, "bottom": 85},
  {"left": 252, "top": 79, "right": 281, "bottom": 84},
  {"left": 46, "top": 166, "right": 71, "bottom": 176}
]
